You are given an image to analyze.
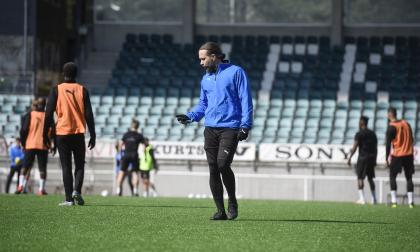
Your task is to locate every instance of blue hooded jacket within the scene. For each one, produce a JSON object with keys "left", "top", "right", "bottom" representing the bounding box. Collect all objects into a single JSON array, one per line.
[
  {"left": 187, "top": 63, "right": 253, "bottom": 129},
  {"left": 9, "top": 144, "right": 24, "bottom": 167}
]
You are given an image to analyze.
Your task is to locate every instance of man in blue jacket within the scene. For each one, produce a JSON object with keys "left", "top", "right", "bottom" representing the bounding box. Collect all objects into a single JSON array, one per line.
[{"left": 176, "top": 42, "right": 253, "bottom": 220}]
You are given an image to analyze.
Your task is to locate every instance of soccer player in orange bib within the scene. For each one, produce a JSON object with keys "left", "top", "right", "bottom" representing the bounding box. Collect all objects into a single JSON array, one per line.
[
  {"left": 18, "top": 98, "right": 53, "bottom": 195},
  {"left": 386, "top": 107, "right": 415, "bottom": 208},
  {"left": 44, "top": 62, "right": 96, "bottom": 206}
]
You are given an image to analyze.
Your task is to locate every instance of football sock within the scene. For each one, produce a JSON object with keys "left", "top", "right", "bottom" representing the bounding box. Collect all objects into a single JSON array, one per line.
[
  {"left": 407, "top": 192, "right": 413, "bottom": 204},
  {"left": 391, "top": 190, "right": 397, "bottom": 204},
  {"left": 116, "top": 187, "right": 121, "bottom": 195},
  {"left": 358, "top": 190, "right": 365, "bottom": 202},
  {"left": 19, "top": 175, "right": 25, "bottom": 187},
  {"left": 39, "top": 179, "right": 45, "bottom": 192}
]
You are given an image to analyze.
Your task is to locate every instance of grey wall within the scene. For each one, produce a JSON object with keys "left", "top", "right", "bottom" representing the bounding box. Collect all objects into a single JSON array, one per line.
[
  {"left": 93, "top": 22, "right": 420, "bottom": 52},
  {"left": 1, "top": 157, "right": 418, "bottom": 204}
]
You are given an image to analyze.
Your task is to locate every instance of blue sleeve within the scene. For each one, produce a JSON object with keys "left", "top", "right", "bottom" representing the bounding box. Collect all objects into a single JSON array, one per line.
[
  {"left": 187, "top": 81, "right": 207, "bottom": 122},
  {"left": 236, "top": 69, "right": 253, "bottom": 129}
]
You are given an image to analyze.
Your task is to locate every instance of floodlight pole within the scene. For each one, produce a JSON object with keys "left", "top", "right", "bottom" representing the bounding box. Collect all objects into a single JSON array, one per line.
[{"left": 23, "top": 0, "right": 28, "bottom": 73}]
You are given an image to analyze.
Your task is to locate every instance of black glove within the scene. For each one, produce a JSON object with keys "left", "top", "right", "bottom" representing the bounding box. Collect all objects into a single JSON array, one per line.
[
  {"left": 176, "top": 114, "right": 191, "bottom": 125},
  {"left": 237, "top": 128, "right": 249, "bottom": 141},
  {"left": 50, "top": 146, "right": 57, "bottom": 156},
  {"left": 43, "top": 136, "right": 51, "bottom": 149},
  {"left": 88, "top": 137, "right": 96, "bottom": 150}
]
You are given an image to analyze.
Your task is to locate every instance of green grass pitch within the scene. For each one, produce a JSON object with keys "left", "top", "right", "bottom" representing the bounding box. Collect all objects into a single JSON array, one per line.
[{"left": 1, "top": 195, "right": 419, "bottom": 251}]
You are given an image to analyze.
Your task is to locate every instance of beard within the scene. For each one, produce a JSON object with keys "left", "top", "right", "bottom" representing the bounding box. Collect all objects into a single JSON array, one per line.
[{"left": 203, "top": 60, "right": 217, "bottom": 73}]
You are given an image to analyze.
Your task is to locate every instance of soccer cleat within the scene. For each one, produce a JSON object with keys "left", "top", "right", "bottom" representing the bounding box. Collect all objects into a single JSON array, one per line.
[
  {"left": 355, "top": 199, "right": 366, "bottom": 205},
  {"left": 58, "top": 201, "right": 74, "bottom": 207},
  {"left": 72, "top": 191, "right": 85, "bottom": 206},
  {"left": 16, "top": 185, "right": 23, "bottom": 194},
  {"left": 391, "top": 203, "right": 397, "bottom": 208},
  {"left": 210, "top": 211, "right": 227, "bottom": 221},
  {"left": 227, "top": 200, "right": 238, "bottom": 220},
  {"left": 37, "top": 190, "right": 48, "bottom": 196},
  {"left": 409, "top": 203, "right": 414, "bottom": 209},
  {"left": 371, "top": 199, "right": 377, "bottom": 205}
]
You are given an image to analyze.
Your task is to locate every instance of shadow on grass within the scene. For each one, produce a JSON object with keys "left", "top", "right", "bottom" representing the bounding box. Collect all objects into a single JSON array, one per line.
[
  {"left": 237, "top": 219, "right": 392, "bottom": 225},
  {"left": 84, "top": 204, "right": 213, "bottom": 209}
]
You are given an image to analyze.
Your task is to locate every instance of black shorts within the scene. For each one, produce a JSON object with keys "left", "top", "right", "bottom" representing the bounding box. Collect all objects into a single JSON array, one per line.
[
  {"left": 140, "top": 170, "right": 150, "bottom": 179},
  {"left": 356, "top": 156, "right": 376, "bottom": 179},
  {"left": 24, "top": 149, "right": 48, "bottom": 173},
  {"left": 390, "top": 155, "right": 414, "bottom": 177},
  {"left": 120, "top": 153, "right": 139, "bottom": 172}
]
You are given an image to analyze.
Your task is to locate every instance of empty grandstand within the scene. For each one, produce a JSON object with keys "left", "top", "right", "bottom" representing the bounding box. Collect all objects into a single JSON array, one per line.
[
  {"left": 1, "top": 0, "right": 419, "bottom": 202},
  {"left": 77, "top": 33, "right": 420, "bottom": 147}
]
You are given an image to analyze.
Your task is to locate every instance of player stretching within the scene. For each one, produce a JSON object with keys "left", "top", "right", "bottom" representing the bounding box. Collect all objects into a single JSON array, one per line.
[
  {"left": 386, "top": 107, "right": 415, "bottom": 208},
  {"left": 347, "top": 116, "right": 378, "bottom": 205},
  {"left": 18, "top": 98, "right": 53, "bottom": 195},
  {"left": 5, "top": 138, "right": 24, "bottom": 194},
  {"left": 139, "top": 138, "right": 158, "bottom": 197},
  {"left": 176, "top": 42, "right": 253, "bottom": 220},
  {"left": 116, "top": 119, "right": 144, "bottom": 196},
  {"left": 44, "top": 62, "right": 96, "bottom": 206}
]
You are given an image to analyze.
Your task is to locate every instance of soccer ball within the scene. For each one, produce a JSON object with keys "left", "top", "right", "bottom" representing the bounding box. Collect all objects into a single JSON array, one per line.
[{"left": 101, "top": 190, "right": 109, "bottom": 197}]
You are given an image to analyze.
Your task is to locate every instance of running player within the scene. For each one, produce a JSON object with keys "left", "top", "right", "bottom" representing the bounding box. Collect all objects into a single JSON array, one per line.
[
  {"left": 18, "top": 98, "right": 53, "bottom": 195},
  {"left": 139, "top": 138, "right": 158, "bottom": 197},
  {"left": 116, "top": 119, "right": 144, "bottom": 196},
  {"left": 176, "top": 42, "right": 253, "bottom": 220},
  {"left": 43, "top": 62, "right": 96, "bottom": 206},
  {"left": 5, "top": 138, "right": 24, "bottom": 194},
  {"left": 386, "top": 107, "right": 415, "bottom": 208},
  {"left": 347, "top": 116, "right": 378, "bottom": 205}
]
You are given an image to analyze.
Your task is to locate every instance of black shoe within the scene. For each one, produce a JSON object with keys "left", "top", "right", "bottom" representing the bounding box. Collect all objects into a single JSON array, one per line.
[
  {"left": 72, "top": 191, "right": 85, "bottom": 206},
  {"left": 210, "top": 210, "right": 227, "bottom": 221},
  {"left": 227, "top": 200, "right": 238, "bottom": 220}
]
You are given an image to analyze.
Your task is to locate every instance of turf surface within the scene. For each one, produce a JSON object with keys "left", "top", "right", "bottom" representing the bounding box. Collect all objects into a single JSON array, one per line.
[{"left": 1, "top": 195, "right": 419, "bottom": 251}]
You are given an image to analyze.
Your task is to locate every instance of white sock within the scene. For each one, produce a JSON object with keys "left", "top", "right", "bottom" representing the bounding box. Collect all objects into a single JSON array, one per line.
[
  {"left": 371, "top": 190, "right": 377, "bottom": 203},
  {"left": 358, "top": 190, "right": 365, "bottom": 202},
  {"left": 407, "top": 192, "right": 413, "bottom": 204},
  {"left": 133, "top": 188, "right": 138, "bottom": 195},
  {"left": 19, "top": 175, "right": 25, "bottom": 187},
  {"left": 39, "top": 179, "right": 45, "bottom": 191},
  {"left": 391, "top": 190, "right": 397, "bottom": 204},
  {"left": 116, "top": 187, "right": 121, "bottom": 195}
]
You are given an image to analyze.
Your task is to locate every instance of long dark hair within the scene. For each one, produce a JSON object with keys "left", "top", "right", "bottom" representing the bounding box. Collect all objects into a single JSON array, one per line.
[{"left": 199, "top": 42, "right": 227, "bottom": 61}]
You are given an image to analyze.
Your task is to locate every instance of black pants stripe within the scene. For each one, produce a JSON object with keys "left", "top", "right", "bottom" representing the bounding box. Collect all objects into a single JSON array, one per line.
[
  {"left": 56, "top": 134, "right": 85, "bottom": 202},
  {"left": 204, "top": 127, "right": 239, "bottom": 211}
]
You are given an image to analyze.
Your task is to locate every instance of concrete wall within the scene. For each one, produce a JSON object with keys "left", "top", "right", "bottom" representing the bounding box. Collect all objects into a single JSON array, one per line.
[
  {"left": 93, "top": 22, "right": 420, "bottom": 52},
  {"left": 1, "top": 157, "right": 419, "bottom": 204}
]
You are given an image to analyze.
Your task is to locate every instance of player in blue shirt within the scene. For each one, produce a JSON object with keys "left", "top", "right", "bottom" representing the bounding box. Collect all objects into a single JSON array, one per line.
[
  {"left": 176, "top": 42, "right": 253, "bottom": 220},
  {"left": 5, "top": 138, "right": 25, "bottom": 194}
]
